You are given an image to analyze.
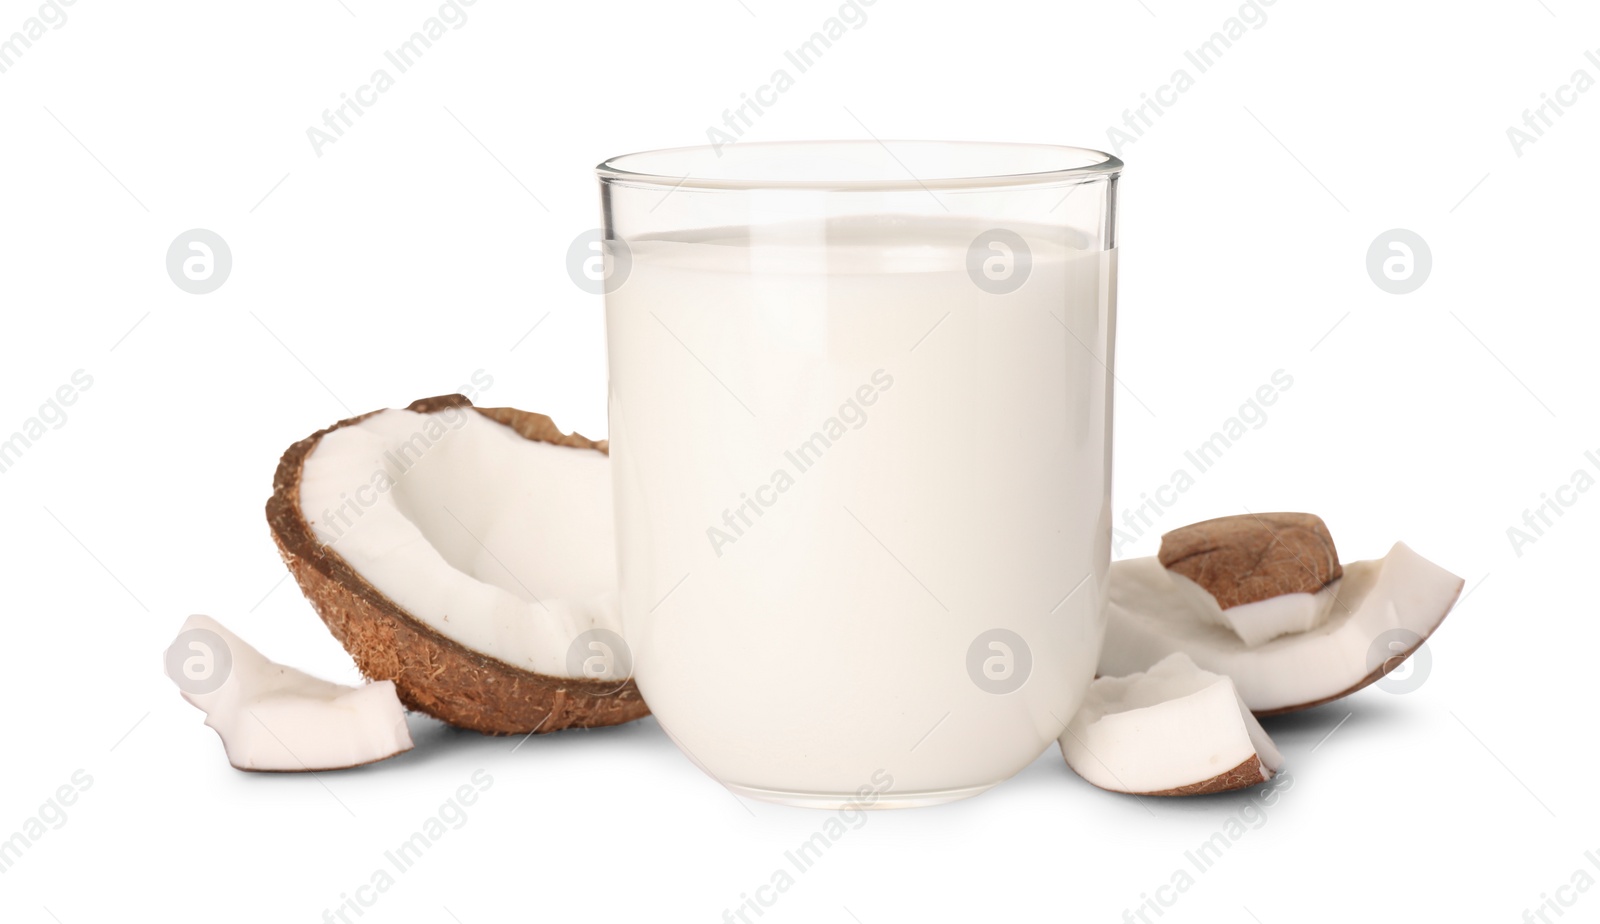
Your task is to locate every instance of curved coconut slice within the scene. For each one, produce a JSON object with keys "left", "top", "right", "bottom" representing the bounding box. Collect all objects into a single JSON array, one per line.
[
  {"left": 1061, "top": 653, "right": 1282, "bottom": 796},
  {"left": 166, "top": 615, "right": 413, "bottom": 771},
  {"left": 1100, "top": 542, "right": 1463, "bottom": 715},
  {"left": 266, "top": 395, "right": 649, "bottom": 735}
]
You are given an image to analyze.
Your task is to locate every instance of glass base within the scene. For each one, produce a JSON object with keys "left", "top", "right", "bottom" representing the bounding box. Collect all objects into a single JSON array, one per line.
[{"left": 725, "top": 780, "right": 998, "bottom": 810}]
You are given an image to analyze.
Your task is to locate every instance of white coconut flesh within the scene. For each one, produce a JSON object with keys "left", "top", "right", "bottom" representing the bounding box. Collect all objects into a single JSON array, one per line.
[
  {"left": 1143, "top": 564, "right": 1339, "bottom": 649},
  {"left": 1061, "top": 653, "right": 1281, "bottom": 795},
  {"left": 1101, "top": 541, "right": 1464, "bottom": 713},
  {"left": 296, "top": 407, "right": 621, "bottom": 680},
  {"left": 167, "top": 615, "right": 413, "bottom": 771}
]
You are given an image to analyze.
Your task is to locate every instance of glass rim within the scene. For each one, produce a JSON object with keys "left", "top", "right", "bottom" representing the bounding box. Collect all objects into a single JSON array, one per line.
[{"left": 596, "top": 140, "right": 1123, "bottom": 192}]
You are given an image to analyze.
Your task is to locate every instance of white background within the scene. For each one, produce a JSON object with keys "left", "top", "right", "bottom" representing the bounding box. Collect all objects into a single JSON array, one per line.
[{"left": 3, "top": 1, "right": 1597, "bottom": 922}]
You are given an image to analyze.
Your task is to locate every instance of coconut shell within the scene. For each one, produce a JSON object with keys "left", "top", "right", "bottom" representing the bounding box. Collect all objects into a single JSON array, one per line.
[
  {"left": 1158, "top": 512, "right": 1342, "bottom": 610},
  {"left": 1146, "top": 756, "right": 1270, "bottom": 797},
  {"left": 266, "top": 394, "right": 650, "bottom": 736}
]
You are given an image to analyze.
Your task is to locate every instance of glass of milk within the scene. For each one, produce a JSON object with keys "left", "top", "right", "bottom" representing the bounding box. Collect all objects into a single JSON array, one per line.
[{"left": 597, "top": 141, "right": 1121, "bottom": 808}]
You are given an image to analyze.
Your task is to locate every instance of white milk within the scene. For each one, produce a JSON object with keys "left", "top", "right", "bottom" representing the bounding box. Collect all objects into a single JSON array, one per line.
[{"left": 606, "top": 216, "right": 1114, "bottom": 805}]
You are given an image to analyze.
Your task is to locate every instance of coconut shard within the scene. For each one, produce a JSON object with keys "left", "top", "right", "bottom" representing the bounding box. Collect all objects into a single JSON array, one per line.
[
  {"left": 167, "top": 614, "right": 414, "bottom": 772},
  {"left": 267, "top": 394, "right": 650, "bottom": 735},
  {"left": 1061, "top": 653, "right": 1283, "bottom": 796}
]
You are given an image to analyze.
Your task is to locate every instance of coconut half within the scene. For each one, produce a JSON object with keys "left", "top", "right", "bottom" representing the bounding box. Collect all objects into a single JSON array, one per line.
[
  {"left": 1061, "top": 653, "right": 1282, "bottom": 796},
  {"left": 266, "top": 395, "right": 649, "bottom": 735},
  {"left": 1100, "top": 541, "right": 1463, "bottom": 715},
  {"left": 165, "top": 614, "right": 413, "bottom": 771}
]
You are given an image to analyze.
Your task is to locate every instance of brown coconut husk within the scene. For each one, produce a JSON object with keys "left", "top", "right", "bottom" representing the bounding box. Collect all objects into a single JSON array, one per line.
[
  {"left": 1146, "top": 755, "right": 1271, "bottom": 797},
  {"left": 1158, "top": 512, "right": 1342, "bottom": 610}
]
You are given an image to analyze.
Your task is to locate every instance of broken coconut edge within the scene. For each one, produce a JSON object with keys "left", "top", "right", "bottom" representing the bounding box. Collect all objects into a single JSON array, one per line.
[
  {"left": 1060, "top": 653, "right": 1283, "bottom": 797},
  {"left": 265, "top": 394, "right": 651, "bottom": 736},
  {"left": 167, "top": 614, "right": 414, "bottom": 772}
]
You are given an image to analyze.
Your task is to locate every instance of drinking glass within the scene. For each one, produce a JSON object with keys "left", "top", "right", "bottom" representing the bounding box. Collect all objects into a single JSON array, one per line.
[{"left": 598, "top": 141, "right": 1121, "bottom": 808}]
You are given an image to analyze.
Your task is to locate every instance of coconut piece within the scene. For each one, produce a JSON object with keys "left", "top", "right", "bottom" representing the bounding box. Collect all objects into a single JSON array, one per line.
[
  {"left": 1159, "top": 512, "right": 1342, "bottom": 609},
  {"left": 1152, "top": 518, "right": 1342, "bottom": 649},
  {"left": 1060, "top": 653, "right": 1282, "bottom": 796},
  {"left": 1101, "top": 541, "right": 1463, "bottom": 715},
  {"left": 266, "top": 395, "right": 649, "bottom": 736},
  {"left": 165, "top": 614, "right": 413, "bottom": 771}
]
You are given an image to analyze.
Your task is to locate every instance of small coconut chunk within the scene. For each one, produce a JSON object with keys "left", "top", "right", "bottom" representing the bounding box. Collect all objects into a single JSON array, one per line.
[
  {"left": 1101, "top": 542, "right": 1464, "bottom": 714},
  {"left": 1060, "top": 653, "right": 1282, "bottom": 796},
  {"left": 1159, "top": 512, "right": 1341, "bottom": 609},
  {"left": 166, "top": 615, "right": 413, "bottom": 771}
]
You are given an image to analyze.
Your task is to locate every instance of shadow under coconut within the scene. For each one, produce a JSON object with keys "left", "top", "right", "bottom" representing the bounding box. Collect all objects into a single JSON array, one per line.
[{"left": 1256, "top": 690, "right": 1417, "bottom": 753}]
